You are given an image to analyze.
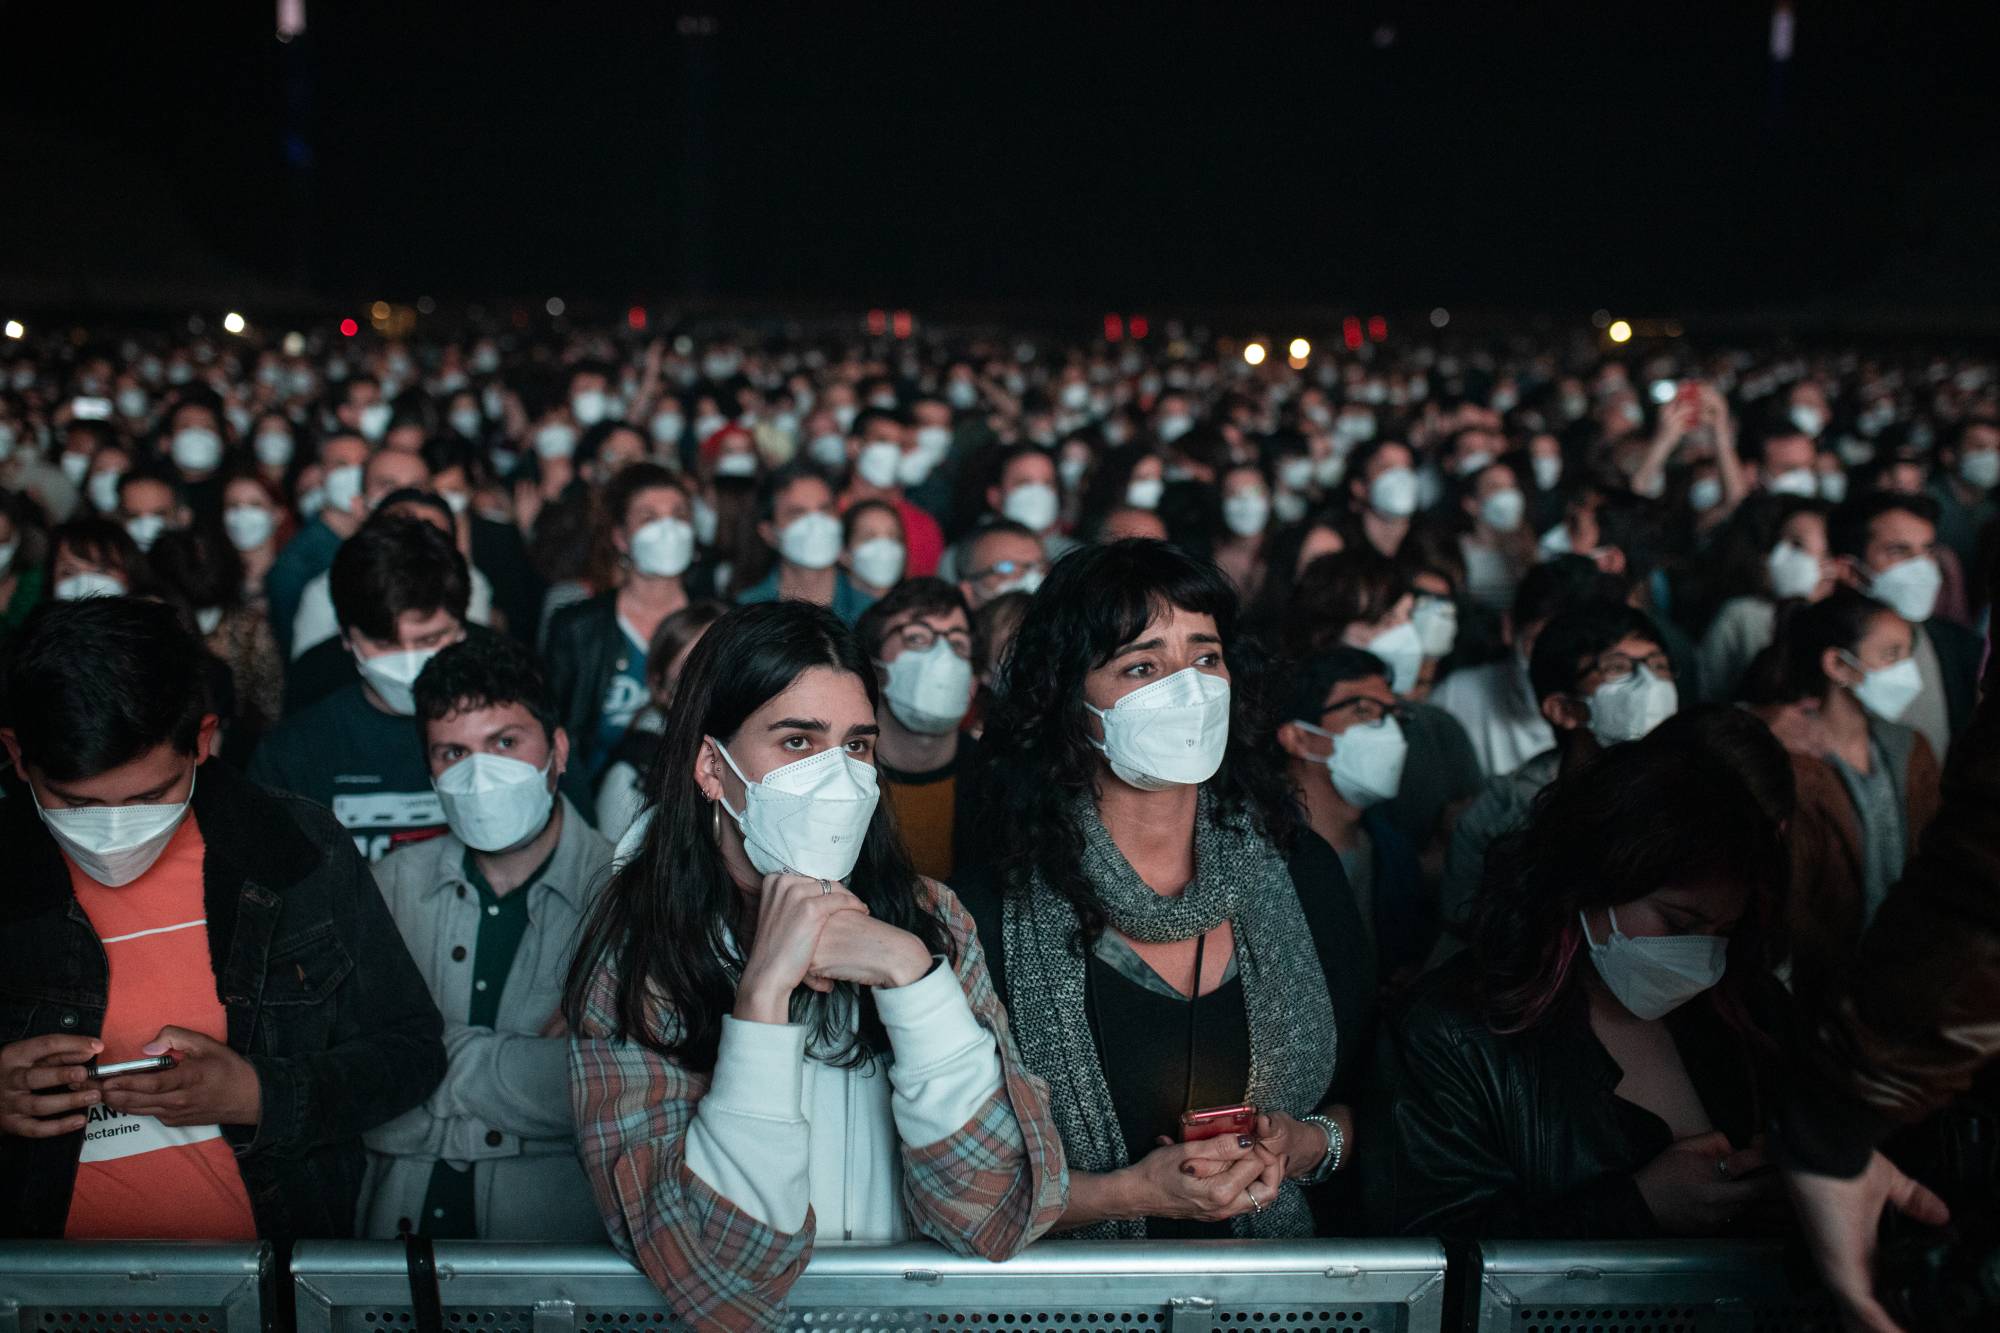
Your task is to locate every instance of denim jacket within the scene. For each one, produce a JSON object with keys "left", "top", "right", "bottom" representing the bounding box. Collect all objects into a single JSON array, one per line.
[{"left": 0, "top": 761, "right": 446, "bottom": 1239}]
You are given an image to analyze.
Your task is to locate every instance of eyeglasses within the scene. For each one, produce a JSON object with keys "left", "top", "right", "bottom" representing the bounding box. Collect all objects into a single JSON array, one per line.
[
  {"left": 1318, "top": 695, "right": 1404, "bottom": 727},
  {"left": 1591, "top": 650, "right": 1674, "bottom": 684},
  {"left": 890, "top": 621, "right": 973, "bottom": 658},
  {"left": 971, "top": 558, "right": 1044, "bottom": 583}
]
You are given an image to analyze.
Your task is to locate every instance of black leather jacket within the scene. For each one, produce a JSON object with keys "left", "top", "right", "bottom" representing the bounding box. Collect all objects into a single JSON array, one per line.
[
  {"left": 0, "top": 762, "right": 445, "bottom": 1239},
  {"left": 543, "top": 591, "right": 625, "bottom": 779},
  {"left": 1364, "top": 953, "right": 1771, "bottom": 1240}
]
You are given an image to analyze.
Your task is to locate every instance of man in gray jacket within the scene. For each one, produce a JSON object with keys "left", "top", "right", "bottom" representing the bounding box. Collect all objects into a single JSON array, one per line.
[{"left": 358, "top": 631, "right": 613, "bottom": 1240}]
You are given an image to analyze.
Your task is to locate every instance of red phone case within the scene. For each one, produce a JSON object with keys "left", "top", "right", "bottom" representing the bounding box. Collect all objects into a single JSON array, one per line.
[{"left": 1178, "top": 1104, "right": 1256, "bottom": 1142}]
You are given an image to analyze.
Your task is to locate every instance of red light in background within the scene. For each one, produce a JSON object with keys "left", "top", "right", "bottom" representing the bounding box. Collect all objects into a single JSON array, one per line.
[
  {"left": 1103, "top": 314, "right": 1124, "bottom": 342},
  {"left": 626, "top": 305, "right": 648, "bottom": 331},
  {"left": 891, "top": 310, "right": 912, "bottom": 339},
  {"left": 866, "top": 309, "right": 887, "bottom": 336},
  {"left": 1367, "top": 315, "right": 1387, "bottom": 342},
  {"left": 1129, "top": 316, "right": 1150, "bottom": 340},
  {"left": 1342, "top": 317, "right": 1363, "bottom": 351},
  {"left": 339, "top": 318, "right": 358, "bottom": 338}
]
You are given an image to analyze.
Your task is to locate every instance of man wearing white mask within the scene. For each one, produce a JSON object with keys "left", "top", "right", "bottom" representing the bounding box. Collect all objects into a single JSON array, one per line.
[
  {"left": 115, "top": 466, "right": 188, "bottom": 556},
  {"left": 735, "top": 462, "right": 874, "bottom": 625},
  {"left": 1929, "top": 419, "right": 2000, "bottom": 578},
  {"left": 1278, "top": 648, "right": 1427, "bottom": 980},
  {"left": 1345, "top": 440, "right": 1422, "bottom": 559},
  {"left": 250, "top": 517, "right": 468, "bottom": 860},
  {"left": 856, "top": 581, "right": 981, "bottom": 882},
  {"left": 959, "top": 522, "right": 1047, "bottom": 611},
  {"left": 841, "top": 408, "right": 945, "bottom": 577},
  {"left": 1830, "top": 491, "right": 1981, "bottom": 763},
  {"left": 266, "top": 431, "right": 371, "bottom": 657},
  {"left": 1437, "top": 605, "right": 1679, "bottom": 965},
  {"left": 0, "top": 596, "right": 443, "bottom": 1241},
  {"left": 359, "top": 634, "right": 610, "bottom": 1241},
  {"left": 940, "top": 446, "right": 1080, "bottom": 581},
  {"left": 1757, "top": 423, "right": 1822, "bottom": 499}
]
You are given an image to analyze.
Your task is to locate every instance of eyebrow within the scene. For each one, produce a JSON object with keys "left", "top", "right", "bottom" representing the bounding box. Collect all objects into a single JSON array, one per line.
[
  {"left": 1113, "top": 637, "right": 1166, "bottom": 657},
  {"left": 49, "top": 778, "right": 175, "bottom": 805},
  {"left": 768, "top": 717, "right": 828, "bottom": 733},
  {"left": 846, "top": 724, "right": 881, "bottom": 740}
]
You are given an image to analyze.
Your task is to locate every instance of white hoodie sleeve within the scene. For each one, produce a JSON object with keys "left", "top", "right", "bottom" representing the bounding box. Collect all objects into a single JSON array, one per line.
[
  {"left": 681, "top": 1015, "right": 813, "bottom": 1232},
  {"left": 874, "top": 959, "right": 1003, "bottom": 1148}
]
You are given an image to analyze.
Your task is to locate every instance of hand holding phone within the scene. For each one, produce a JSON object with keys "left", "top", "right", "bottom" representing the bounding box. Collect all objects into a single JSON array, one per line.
[
  {"left": 1178, "top": 1103, "right": 1257, "bottom": 1143},
  {"left": 85, "top": 1054, "right": 177, "bottom": 1080}
]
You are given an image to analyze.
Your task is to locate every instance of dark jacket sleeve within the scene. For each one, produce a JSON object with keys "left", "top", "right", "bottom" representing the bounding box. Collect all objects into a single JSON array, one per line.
[
  {"left": 240, "top": 817, "right": 445, "bottom": 1157},
  {"left": 1783, "top": 637, "right": 2000, "bottom": 1174}
]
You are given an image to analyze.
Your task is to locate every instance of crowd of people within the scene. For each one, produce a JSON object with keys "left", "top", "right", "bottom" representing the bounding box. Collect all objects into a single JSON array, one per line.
[{"left": 0, "top": 317, "right": 1995, "bottom": 1329}]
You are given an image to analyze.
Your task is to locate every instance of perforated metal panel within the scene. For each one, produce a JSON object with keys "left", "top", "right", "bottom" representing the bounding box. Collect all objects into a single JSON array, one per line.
[
  {"left": 0, "top": 1242, "right": 272, "bottom": 1333},
  {"left": 290, "top": 1241, "right": 1448, "bottom": 1333},
  {"left": 1472, "top": 1242, "right": 1835, "bottom": 1333}
]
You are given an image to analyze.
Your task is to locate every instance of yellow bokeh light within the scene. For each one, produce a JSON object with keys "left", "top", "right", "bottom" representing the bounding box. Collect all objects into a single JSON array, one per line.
[
  {"left": 1288, "top": 337, "right": 1311, "bottom": 360},
  {"left": 1607, "top": 320, "right": 1633, "bottom": 344},
  {"left": 222, "top": 312, "right": 246, "bottom": 335},
  {"left": 1243, "top": 341, "right": 1268, "bottom": 366},
  {"left": 370, "top": 300, "right": 391, "bottom": 321},
  {"left": 2, "top": 320, "right": 22, "bottom": 340}
]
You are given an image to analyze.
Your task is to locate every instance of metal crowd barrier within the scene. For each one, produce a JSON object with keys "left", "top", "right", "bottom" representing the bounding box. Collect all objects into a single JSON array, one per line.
[
  {"left": 0, "top": 1242, "right": 274, "bottom": 1333},
  {"left": 1468, "top": 1241, "right": 1835, "bottom": 1333},
  {"left": 290, "top": 1240, "right": 1450, "bottom": 1333}
]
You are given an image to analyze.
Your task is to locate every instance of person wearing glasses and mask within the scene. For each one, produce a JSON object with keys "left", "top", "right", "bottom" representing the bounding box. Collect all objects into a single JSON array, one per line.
[
  {"left": 957, "top": 540, "right": 1351, "bottom": 1241},
  {"left": 855, "top": 579, "right": 981, "bottom": 882},
  {"left": 1368, "top": 708, "right": 1795, "bottom": 1241},
  {"left": 958, "top": 521, "right": 1047, "bottom": 611},
  {"left": 563, "top": 601, "right": 1066, "bottom": 1329},
  {"left": 1437, "top": 603, "right": 1681, "bottom": 966}
]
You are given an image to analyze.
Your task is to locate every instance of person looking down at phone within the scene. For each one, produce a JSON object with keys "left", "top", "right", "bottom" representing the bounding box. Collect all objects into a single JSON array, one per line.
[
  {"left": 562, "top": 600, "right": 1066, "bottom": 1330},
  {"left": 0, "top": 596, "right": 444, "bottom": 1240},
  {"left": 956, "top": 540, "right": 1351, "bottom": 1240},
  {"left": 1366, "top": 707, "right": 1795, "bottom": 1240},
  {"left": 357, "top": 633, "right": 611, "bottom": 1241}
]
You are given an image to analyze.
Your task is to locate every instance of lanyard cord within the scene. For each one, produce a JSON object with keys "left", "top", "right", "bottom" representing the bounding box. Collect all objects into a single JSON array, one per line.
[{"left": 1183, "top": 929, "right": 1206, "bottom": 1114}]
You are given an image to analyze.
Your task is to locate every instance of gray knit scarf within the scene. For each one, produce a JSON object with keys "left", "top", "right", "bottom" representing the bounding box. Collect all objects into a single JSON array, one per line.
[{"left": 1002, "top": 789, "right": 1339, "bottom": 1239}]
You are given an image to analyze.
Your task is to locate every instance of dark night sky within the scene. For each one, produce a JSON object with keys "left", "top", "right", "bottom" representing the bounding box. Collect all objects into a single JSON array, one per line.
[{"left": 6, "top": 2, "right": 2000, "bottom": 317}]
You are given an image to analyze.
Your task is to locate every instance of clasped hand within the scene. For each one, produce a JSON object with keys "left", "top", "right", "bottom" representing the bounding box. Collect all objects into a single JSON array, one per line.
[{"left": 733, "top": 873, "right": 932, "bottom": 1024}]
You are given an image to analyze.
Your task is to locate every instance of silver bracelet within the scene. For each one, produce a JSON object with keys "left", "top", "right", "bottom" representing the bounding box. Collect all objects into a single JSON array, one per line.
[{"left": 1295, "top": 1113, "right": 1344, "bottom": 1185}]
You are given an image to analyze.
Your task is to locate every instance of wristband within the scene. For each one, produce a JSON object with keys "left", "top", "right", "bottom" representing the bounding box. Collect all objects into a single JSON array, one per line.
[{"left": 1296, "top": 1112, "right": 1344, "bottom": 1185}]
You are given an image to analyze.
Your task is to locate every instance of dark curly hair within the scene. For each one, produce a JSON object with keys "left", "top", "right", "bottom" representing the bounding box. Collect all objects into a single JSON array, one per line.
[{"left": 979, "top": 538, "right": 1297, "bottom": 945}]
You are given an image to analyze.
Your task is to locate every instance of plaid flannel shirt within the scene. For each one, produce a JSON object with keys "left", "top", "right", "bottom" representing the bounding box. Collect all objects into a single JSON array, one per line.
[{"left": 569, "top": 882, "right": 1070, "bottom": 1332}]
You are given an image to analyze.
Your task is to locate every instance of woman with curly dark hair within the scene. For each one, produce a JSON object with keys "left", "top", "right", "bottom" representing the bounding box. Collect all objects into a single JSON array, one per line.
[
  {"left": 1365, "top": 705, "right": 1797, "bottom": 1241},
  {"left": 957, "top": 539, "right": 1355, "bottom": 1240}
]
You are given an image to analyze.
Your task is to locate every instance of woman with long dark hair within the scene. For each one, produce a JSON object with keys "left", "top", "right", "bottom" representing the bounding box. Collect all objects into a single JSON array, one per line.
[
  {"left": 563, "top": 600, "right": 1065, "bottom": 1329},
  {"left": 1367, "top": 706, "right": 1796, "bottom": 1240},
  {"left": 957, "top": 539, "right": 1351, "bottom": 1240}
]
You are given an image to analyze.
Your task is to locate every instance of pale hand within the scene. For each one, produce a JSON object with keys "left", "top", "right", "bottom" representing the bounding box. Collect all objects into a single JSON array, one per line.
[
  {"left": 1127, "top": 1135, "right": 1283, "bottom": 1223},
  {"left": 734, "top": 873, "right": 868, "bottom": 1024},
  {"left": 1257, "top": 1107, "right": 1351, "bottom": 1179},
  {"left": 1634, "top": 1130, "right": 1777, "bottom": 1234},
  {"left": 0, "top": 1034, "right": 104, "bottom": 1139},
  {"left": 99, "top": 1026, "right": 262, "bottom": 1127},
  {"left": 1786, "top": 1152, "right": 1950, "bottom": 1333},
  {"left": 807, "top": 911, "right": 934, "bottom": 991}
]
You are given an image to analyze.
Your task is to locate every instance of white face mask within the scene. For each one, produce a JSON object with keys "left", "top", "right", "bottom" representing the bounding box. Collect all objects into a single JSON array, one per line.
[
  {"left": 714, "top": 740, "right": 880, "bottom": 882},
  {"left": 1001, "top": 481, "right": 1060, "bottom": 532},
  {"left": 946, "top": 381, "right": 979, "bottom": 410},
  {"left": 806, "top": 433, "right": 849, "bottom": 468},
  {"left": 1222, "top": 489, "right": 1270, "bottom": 537},
  {"left": 124, "top": 514, "right": 168, "bottom": 553},
  {"left": 1369, "top": 466, "right": 1420, "bottom": 518},
  {"left": 1088, "top": 667, "right": 1231, "bottom": 792},
  {"left": 353, "top": 644, "right": 445, "bottom": 715},
  {"left": 1766, "top": 541, "right": 1822, "bottom": 599},
  {"left": 1479, "top": 488, "right": 1526, "bottom": 534},
  {"left": 1363, "top": 620, "right": 1425, "bottom": 696},
  {"left": 1456, "top": 449, "right": 1496, "bottom": 478},
  {"left": 358, "top": 402, "right": 393, "bottom": 442},
  {"left": 691, "top": 497, "right": 719, "bottom": 547},
  {"left": 1125, "top": 476, "right": 1165, "bottom": 510},
  {"left": 571, "top": 389, "right": 610, "bottom": 427},
  {"left": 254, "top": 430, "right": 295, "bottom": 467},
  {"left": 883, "top": 640, "right": 974, "bottom": 735},
  {"left": 630, "top": 516, "right": 695, "bottom": 578},
  {"left": 778, "top": 510, "right": 843, "bottom": 570},
  {"left": 1765, "top": 468, "right": 1819, "bottom": 498},
  {"left": 117, "top": 387, "right": 149, "bottom": 419},
  {"left": 714, "top": 451, "right": 758, "bottom": 478},
  {"left": 1157, "top": 413, "right": 1193, "bottom": 444},
  {"left": 1587, "top": 664, "right": 1679, "bottom": 747},
  {"left": 1845, "top": 653, "right": 1923, "bottom": 722},
  {"left": 1867, "top": 556, "right": 1942, "bottom": 624},
  {"left": 1273, "top": 491, "right": 1309, "bottom": 523},
  {"left": 435, "top": 753, "right": 556, "bottom": 853},
  {"left": 1301, "top": 714, "right": 1407, "bottom": 809},
  {"left": 1531, "top": 455, "right": 1563, "bottom": 491},
  {"left": 912, "top": 424, "right": 952, "bottom": 459},
  {"left": 1688, "top": 476, "right": 1725, "bottom": 513},
  {"left": 534, "top": 422, "right": 578, "bottom": 460},
  {"left": 993, "top": 567, "right": 1045, "bottom": 598},
  {"left": 1412, "top": 596, "right": 1458, "bottom": 658},
  {"left": 323, "top": 463, "right": 365, "bottom": 514},
  {"left": 1959, "top": 450, "right": 2000, "bottom": 491},
  {"left": 35, "top": 768, "right": 196, "bottom": 887},
  {"left": 1817, "top": 471, "right": 1848, "bottom": 504},
  {"left": 224, "top": 504, "right": 276, "bottom": 552},
  {"left": 856, "top": 441, "right": 903, "bottom": 489},
  {"left": 449, "top": 409, "right": 484, "bottom": 440},
  {"left": 895, "top": 448, "right": 936, "bottom": 488},
  {"left": 694, "top": 413, "right": 731, "bottom": 441},
  {"left": 60, "top": 451, "right": 91, "bottom": 485},
  {"left": 171, "top": 427, "right": 224, "bottom": 473},
  {"left": 1581, "top": 906, "right": 1728, "bottom": 1020},
  {"left": 1789, "top": 403, "right": 1827, "bottom": 438},
  {"left": 55, "top": 570, "right": 128, "bottom": 601},
  {"left": 1279, "top": 458, "right": 1315, "bottom": 492},
  {"left": 297, "top": 486, "right": 327, "bottom": 520},
  {"left": 848, "top": 536, "right": 906, "bottom": 590}
]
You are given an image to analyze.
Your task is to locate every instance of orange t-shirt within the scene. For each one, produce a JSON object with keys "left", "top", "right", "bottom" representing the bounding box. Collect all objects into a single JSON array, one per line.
[{"left": 64, "top": 817, "right": 258, "bottom": 1240}]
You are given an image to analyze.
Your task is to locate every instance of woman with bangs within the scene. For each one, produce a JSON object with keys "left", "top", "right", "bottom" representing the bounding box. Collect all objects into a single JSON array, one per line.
[
  {"left": 1367, "top": 705, "right": 1798, "bottom": 1240},
  {"left": 958, "top": 539, "right": 1361, "bottom": 1239}
]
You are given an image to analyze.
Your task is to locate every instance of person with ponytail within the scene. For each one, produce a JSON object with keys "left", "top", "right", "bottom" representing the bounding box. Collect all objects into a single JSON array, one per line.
[{"left": 562, "top": 600, "right": 1064, "bottom": 1331}]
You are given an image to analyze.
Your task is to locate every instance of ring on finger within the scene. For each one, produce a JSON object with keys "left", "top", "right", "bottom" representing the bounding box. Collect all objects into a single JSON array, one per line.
[
  {"left": 818, "top": 878, "right": 831, "bottom": 896},
  {"left": 1245, "top": 1183, "right": 1263, "bottom": 1213},
  {"left": 1715, "top": 1158, "right": 1731, "bottom": 1180}
]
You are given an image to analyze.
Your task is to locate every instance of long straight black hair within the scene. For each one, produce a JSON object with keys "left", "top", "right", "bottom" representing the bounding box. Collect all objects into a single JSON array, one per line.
[{"left": 563, "top": 599, "right": 953, "bottom": 1073}]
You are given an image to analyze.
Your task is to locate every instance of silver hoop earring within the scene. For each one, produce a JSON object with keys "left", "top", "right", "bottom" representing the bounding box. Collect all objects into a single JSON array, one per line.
[{"left": 712, "top": 799, "right": 723, "bottom": 844}]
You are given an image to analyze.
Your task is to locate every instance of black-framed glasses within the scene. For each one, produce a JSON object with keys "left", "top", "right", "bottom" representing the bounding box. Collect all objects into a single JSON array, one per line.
[
  {"left": 971, "top": 558, "right": 1045, "bottom": 583},
  {"left": 1592, "top": 650, "right": 1674, "bottom": 684},
  {"left": 1318, "top": 696, "right": 1405, "bottom": 727},
  {"left": 890, "top": 621, "right": 974, "bottom": 658}
]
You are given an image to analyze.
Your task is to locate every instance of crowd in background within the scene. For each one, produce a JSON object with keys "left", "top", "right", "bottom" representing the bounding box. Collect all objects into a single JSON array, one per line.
[{"left": 1, "top": 316, "right": 1995, "bottom": 1327}]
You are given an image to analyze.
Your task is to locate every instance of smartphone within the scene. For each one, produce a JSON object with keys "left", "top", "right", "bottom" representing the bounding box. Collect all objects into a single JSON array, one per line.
[
  {"left": 1178, "top": 1103, "right": 1257, "bottom": 1143},
  {"left": 71, "top": 397, "right": 113, "bottom": 421},
  {"left": 85, "top": 1055, "right": 176, "bottom": 1080}
]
